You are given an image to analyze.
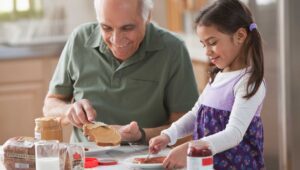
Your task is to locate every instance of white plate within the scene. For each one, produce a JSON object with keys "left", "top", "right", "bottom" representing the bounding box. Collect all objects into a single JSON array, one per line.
[
  {"left": 77, "top": 142, "right": 120, "bottom": 155},
  {"left": 122, "top": 154, "right": 166, "bottom": 169}
]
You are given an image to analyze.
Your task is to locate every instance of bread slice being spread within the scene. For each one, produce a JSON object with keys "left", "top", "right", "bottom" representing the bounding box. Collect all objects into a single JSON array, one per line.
[{"left": 83, "top": 122, "right": 121, "bottom": 146}]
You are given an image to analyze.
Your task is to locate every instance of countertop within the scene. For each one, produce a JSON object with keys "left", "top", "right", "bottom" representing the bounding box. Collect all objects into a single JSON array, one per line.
[
  {"left": 0, "top": 34, "right": 67, "bottom": 59},
  {"left": 0, "top": 43, "right": 65, "bottom": 60}
]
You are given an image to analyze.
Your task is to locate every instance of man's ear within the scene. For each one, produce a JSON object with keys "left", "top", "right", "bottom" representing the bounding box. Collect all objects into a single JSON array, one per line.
[{"left": 234, "top": 27, "right": 248, "bottom": 45}]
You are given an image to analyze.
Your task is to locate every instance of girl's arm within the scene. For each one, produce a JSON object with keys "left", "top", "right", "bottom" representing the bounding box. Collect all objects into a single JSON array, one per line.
[
  {"left": 161, "top": 95, "right": 203, "bottom": 145},
  {"left": 201, "top": 76, "right": 266, "bottom": 154}
]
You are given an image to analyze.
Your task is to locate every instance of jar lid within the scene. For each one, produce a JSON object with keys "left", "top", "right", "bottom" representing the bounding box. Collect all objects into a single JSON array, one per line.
[{"left": 35, "top": 117, "right": 60, "bottom": 127}]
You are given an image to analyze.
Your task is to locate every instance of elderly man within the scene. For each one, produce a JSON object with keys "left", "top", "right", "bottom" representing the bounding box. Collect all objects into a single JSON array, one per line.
[{"left": 43, "top": 0, "right": 198, "bottom": 144}]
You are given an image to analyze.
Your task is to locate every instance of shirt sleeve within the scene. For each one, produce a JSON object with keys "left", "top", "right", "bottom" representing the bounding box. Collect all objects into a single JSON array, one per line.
[
  {"left": 162, "top": 95, "right": 203, "bottom": 145},
  {"left": 165, "top": 41, "right": 199, "bottom": 113},
  {"left": 48, "top": 34, "right": 75, "bottom": 97},
  {"left": 201, "top": 76, "right": 266, "bottom": 155}
]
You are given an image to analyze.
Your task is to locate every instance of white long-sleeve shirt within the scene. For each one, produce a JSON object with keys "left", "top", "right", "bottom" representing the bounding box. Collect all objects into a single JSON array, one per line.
[{"left": 162, "top": 68, "right": 266, "bottom": 155}]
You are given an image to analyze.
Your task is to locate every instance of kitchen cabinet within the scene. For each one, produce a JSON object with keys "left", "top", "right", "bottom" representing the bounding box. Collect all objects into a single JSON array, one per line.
[
  {"left": 166, "top": 0, "right": 185, "bottom": 32},
  {"left": 166, "top": 0, "right": 207, "bottom": 32},
  {"left": 192, "top": 60, "right": 209, "bottom": 92},
  {"left": 0, "top": 56, "right": 59, "bottom": 143}
]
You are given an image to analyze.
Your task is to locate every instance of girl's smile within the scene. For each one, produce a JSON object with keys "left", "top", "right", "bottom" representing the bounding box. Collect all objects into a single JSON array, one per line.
[{"left": 210, "top": 56, "right": 220, "bottom": 64}]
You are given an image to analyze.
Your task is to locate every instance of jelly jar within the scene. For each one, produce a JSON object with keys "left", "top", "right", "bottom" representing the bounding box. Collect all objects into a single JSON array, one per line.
[{"left": 187, "top": 140, "right": 213, "bottom": 170}]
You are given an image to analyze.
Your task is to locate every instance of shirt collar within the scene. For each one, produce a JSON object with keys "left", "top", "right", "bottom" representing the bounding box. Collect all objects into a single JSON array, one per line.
[
  {"left": 143, "top": 22, "right": 165, "bottom": 52},
  {"left": 85, "top": 24, "right": 102, "bottom": 48}
]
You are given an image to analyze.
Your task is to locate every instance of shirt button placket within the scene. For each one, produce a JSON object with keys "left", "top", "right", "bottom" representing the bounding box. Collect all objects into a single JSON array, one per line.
[{"left": 111, "top": 71, "right": 121, "bottom": 87}]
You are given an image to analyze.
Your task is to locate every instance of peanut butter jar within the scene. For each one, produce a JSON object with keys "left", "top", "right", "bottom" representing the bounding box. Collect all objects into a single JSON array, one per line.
[{"left": 35, "top": 117, "right": 63, "bottom": 142}]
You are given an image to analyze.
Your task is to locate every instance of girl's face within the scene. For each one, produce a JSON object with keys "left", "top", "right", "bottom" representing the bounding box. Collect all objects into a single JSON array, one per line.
[{"left": 196, "top": 25, "right": 247, "bottom": 72}]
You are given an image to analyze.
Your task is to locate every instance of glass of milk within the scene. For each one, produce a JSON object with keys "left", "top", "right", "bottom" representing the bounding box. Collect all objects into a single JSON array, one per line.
[{"left": 35, "top": 140, "right": 60, "bottom": 170}]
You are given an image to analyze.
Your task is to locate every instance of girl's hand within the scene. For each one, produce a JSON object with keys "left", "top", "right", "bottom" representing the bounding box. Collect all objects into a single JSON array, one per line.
[
  {"left": 149, "top": 134, "right": 170, "bottom": 154},
  {"left": 163, "top": 142, "right": 189, "bottom": 169}
]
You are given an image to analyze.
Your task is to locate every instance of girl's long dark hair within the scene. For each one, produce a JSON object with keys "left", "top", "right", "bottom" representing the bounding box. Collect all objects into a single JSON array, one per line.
[{"left": 195, "top": 0, "right": 264, "bottom": 99}]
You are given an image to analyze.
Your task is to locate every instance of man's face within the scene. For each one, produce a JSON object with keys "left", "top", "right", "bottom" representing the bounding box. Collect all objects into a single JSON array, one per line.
[{"left": 97, "top": 0, "right": 148, "bottom": 61}]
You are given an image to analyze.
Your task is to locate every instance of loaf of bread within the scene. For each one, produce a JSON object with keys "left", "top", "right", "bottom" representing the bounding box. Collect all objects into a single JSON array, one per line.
[
  {"left": 83, "top": 122, "right": 121, "bottom": 146},
  {"left": 3, "top": 136, "right": 36, "bottom": 170}
]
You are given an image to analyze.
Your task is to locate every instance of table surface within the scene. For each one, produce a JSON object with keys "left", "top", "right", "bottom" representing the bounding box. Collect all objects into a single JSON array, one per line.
[{"left": 1, "top": 144, "right": 186, "bottom": 170}]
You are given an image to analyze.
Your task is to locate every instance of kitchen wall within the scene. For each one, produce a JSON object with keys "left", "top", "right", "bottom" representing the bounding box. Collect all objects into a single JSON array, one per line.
[
  {"left": 62, "top": 0, "right": 96, "bottom": 33},
  {"left": 0, "top": 0, "right": 94, "bottom": 44}
]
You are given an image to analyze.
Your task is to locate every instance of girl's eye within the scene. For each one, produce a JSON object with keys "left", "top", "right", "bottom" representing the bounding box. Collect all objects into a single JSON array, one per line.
[{"left": 208, "top": 41, "right": 217, "bottom": 46}]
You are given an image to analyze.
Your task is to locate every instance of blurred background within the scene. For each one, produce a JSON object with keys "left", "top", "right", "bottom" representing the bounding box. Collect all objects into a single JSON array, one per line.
[{"left": 0, "top": 0, "right": 299, "bottom": 169}]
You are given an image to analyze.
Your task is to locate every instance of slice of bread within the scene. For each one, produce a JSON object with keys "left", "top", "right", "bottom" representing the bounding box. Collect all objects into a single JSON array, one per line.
[{"left": 83, "top": 122, "right": 121, "bottom": 146}]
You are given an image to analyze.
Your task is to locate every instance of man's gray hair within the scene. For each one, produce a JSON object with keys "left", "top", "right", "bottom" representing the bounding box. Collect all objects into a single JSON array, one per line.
[{"left": 94, "top": 0, "right": 154, "bottom": 21}]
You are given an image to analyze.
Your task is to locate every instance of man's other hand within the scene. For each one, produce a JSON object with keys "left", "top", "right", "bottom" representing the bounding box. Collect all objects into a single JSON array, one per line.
[{"left": 111, "top": 121, "right": 142, "bottom": 142}]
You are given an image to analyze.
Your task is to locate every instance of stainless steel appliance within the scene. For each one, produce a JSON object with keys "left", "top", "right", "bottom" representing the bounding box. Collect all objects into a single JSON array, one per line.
[{"left": 248, "top": 0, "right": 300, "bottom": 169}]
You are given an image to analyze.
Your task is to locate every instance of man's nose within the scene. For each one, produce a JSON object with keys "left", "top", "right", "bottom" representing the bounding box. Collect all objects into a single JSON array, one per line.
[{"left": 110, "top": 31, "right": 124, "bottom": 45}]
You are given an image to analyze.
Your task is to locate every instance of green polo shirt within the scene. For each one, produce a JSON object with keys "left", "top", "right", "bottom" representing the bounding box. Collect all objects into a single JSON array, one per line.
[{"left": 49, "top": 22, "right": 199, "bottom": 142}]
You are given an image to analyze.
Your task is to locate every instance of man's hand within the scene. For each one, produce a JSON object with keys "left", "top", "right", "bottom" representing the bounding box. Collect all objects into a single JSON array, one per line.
[
  {"left": 43, "top": 93, "right": 96, "bottom": 128},
  {"left": 110, "top": 121, "right": 142, "bottom": 142},
  {"left": 66, "top": 99, "right": 96, "bottom": 128}
]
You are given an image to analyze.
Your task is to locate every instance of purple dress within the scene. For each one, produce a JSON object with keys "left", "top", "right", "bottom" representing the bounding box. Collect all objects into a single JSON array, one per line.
[{"left": 193, "top": 72, "right": 265, "bottom": 169}]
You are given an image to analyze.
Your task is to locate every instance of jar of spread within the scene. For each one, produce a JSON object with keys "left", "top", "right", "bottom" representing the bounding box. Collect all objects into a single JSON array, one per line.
[
  {"left": 35, "top": 117, "right": 63, "bottom": 142},
  {"left": 187, "top": 141, "right": 213, "bottom": 170}
]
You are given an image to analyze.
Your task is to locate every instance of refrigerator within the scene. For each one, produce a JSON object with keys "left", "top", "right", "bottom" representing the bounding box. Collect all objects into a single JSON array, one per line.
[{"left": 248, "top": 0, "right": 300, "bottom": 169}]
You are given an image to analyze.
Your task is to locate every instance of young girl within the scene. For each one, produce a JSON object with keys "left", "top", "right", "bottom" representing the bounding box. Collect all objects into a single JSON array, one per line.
[{"left": 149, "top": 0, "right": 266, "bottom": 169}]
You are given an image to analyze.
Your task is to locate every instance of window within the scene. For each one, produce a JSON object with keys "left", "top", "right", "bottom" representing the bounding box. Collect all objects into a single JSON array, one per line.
[{"left": 0, "top": 0, "right": 43, "bottom": 21}]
